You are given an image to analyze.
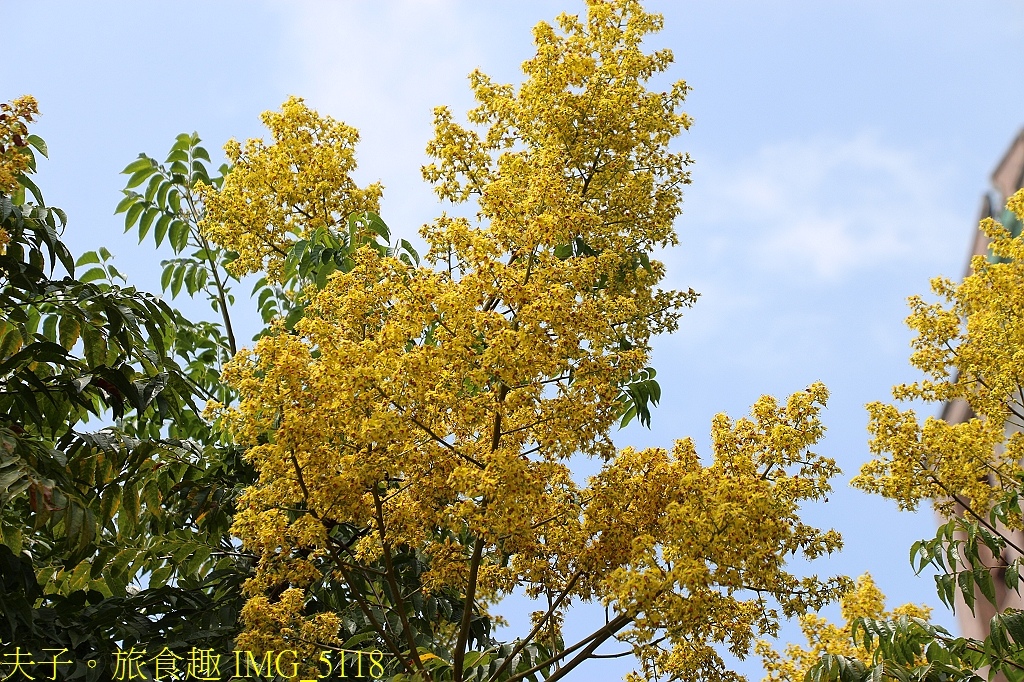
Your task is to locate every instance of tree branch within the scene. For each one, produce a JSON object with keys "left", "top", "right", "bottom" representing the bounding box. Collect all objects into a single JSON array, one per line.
[
  {"left": 504, "top": 612, "right": 633, "bottom": 682},
  {"left": 371, "top": 483, "right": 430, "bottom": 679},
  {"left": 486, "top": 569, "right": 584, "bottom": 682},
  {"left": 453, "top": 536, "right": 486, "bottom": 682}
]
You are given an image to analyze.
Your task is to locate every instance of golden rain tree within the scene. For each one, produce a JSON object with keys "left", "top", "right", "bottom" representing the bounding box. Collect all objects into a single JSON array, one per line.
[
  {"left": 856, "top": 192, "right": 1024, "bottom": 518},
  {"left": 202, "top": 1, "right": 850, "bottom": 680},
  {"left": 795, "top": 193, "right": 1024, "bottom": 682}
]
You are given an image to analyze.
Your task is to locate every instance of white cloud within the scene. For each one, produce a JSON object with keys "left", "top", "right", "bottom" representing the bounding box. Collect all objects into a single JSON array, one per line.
[{"left": 692, "top": 134, "right": 962, "bottom": 281}]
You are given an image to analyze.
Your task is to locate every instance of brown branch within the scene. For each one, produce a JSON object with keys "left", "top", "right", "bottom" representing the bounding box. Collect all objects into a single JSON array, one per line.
[
  {"left": 528, "top": 497, "right": 592, "bottom": 531},
  {"left": 327, "top": 547, "right": 415, "bottom": 677},
  {"left": 373, "top": 384, "right": 484, "bottom": 468},
  {"left": 972, "top": 372, "right": 1024, "bottom": 422},
  {"left": 499, "top": 416, "right": 556, "bottom": 438},
  {"left": 406, "top": 412, "right": 484, "bottom": 469},
  {"left": 486, "top": 569, "right": 585, "bottom": 682},
  {"left": 453, "top": 536, "right": 486, "bottom": 682},
  {"left": 196, "top": 231, "right": 237, "bottom": 355},
  {"left": 458, "top": 390, "right": 507, "bottom": 682},
  {"left": 542, "top": 613, "right": 632, "bottom": 682},
  {"left": 371, "top": 483, "right": 430, "bottom": 680},
  {"left": 490, "top": 384, "right": 509, "bottom": 452},
  {"left": 930, "top": 474, "right": 1024, "bottom": 557},
  {"left": 290, "top": 451, "right": 311, "bottom": 502},
  {"left": 590, "top": 649, "right": 634, "bottom": 659},
  {"left": 504, "top": 612, "right": 633, "bottom": 682}
]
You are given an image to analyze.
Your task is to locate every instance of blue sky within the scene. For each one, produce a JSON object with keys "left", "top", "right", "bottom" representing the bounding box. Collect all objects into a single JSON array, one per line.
[{"left": 5, "top": 1, "right": 1024, "bottom": 679}]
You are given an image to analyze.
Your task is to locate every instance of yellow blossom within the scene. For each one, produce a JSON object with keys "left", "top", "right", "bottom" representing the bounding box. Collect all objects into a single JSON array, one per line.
[
  {"left": 0, "top": 95, "right": 39, "bottom": 195},
  {"left": 213, "top": 2, "right": 849, "bottom": 680},
  {"left": 855, "top": 190, "right": 1024, "bottom": 518},
  {"left": 756, "top": 574, "right": 931, "bottom": 682},
  {"left": 198, "top": 96, "right": 382, "bottom": 282}
]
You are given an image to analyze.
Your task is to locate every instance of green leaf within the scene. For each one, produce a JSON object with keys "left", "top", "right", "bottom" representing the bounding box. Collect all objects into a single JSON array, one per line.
[
  {"left": 165, "top": 149, "right": 188, "bottom": 164},
  {"left": 155, "top": 212, "right": 173, "bottom": 247},
  {"left": 170, "top": 265, "right": 186, "bottom": 297},
  {"left": 976, "top": 566, "right": 996, "bottom": 605},
  {"left": 1006, "top": 560, "right": 1020, "bottom": 594},
  {"left": 80, "top": 323, "right": 104, "bottom": 367},
  {"left": 27, "top": 134, "right": 48, "bottom": 157},
  {"left": 155, "top": 180, "right": 172, "bottom": 208},
  {"left": 185, "top": 545, "right": 213, "bottom": 574},
  {"left": 41, "top": 314, "right": 58, "bottom": 342},
  {"left": 124, "top": 202, "right": 145, "bottom": 230},
  {"left": 935, "top": 573, "right": 955, "bottom": 610},
  {"left": 125, "top": 167, "right": 157, "bottom": 189},
  {"left": 120, "top": 483, "right": 139, "bottom": 533},
  {"left": 75, "top": 251, "right": 101, "bottom": 267},
  {"left": 99, "top": 486, "right": 121, "bottom": 526},
  {"left": 114, "top": 193, "right": 137, "bottom": 215},
  {"left": 53, "top": 207, "right": 68, "bottom": 230},
  {"left": 122, "top": 156, "right": 155, "bottom": 175},
  {"left": 144, "top": 173, "right": 162, "bottom": 203},
  {"left": 79, "top": 268, "right": 107, "bottom": 284},
  {"left": 64, "top": 501, "right": 85, "bottom": 545},
  {"left": 160, "top": 263, "right": 175, "bottom": 291},
  {"left": 150, "top": 563, "right": 173, "bottom": 588},
  {"left": 1003, "top": 610, "right": 1024, "bottom": 645},
  {"left": 58, "top": 316, "right": 81, "bottom": 350},
  {"left": 958, "top": 569, "right": 976, "bottom": 614},
  {"left": 138, "top": 207, "right": 159, "bottom": 242},
  {"left": 169, "top": 219, "right": 189, "bottom": 252},
  {"left": 168, "top": 189, "right": 182, "bottom": 214},
  {"left": 17, "top": 172, "right": 44, "bottom": 204}
]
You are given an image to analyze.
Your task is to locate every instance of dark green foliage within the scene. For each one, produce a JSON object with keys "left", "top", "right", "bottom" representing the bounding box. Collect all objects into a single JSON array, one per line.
[
  {"left": 616, "top": 366, "right": 661, "bottom": 428},
  {"left": 0, "top": 136, "right": 252, "bottom": 681}
]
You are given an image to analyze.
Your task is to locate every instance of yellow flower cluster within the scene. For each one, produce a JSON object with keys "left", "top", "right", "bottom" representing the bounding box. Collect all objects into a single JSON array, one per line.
[
  {"left": 215, "top": 2, "right": 849, "bottom": 679},
  {"left": 854, "top": 190, "right": 1024, "bottom": 516},
  {"left": 0, "top": 95, "right": 39, "bottom": 195},
  {"left": 199, "top": 96, "right": 382, "bottom": 281},
  {"left": 756, "top": 574, "right": 931, "bottom": 682},
  {"left": 237, "top": 587, "right": 343, "bottom": 678}
]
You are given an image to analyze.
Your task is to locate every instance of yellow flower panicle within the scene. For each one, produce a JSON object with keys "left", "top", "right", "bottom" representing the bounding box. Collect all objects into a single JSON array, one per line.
[
  {"left": 756, "top": 574, "right": 931, "bottom": 682},
  {"left": 855, "top": 190, "right": 1024, "bottom": 516},
  {"left": 0, "top": 95, "right": 40, "bottom": 195},
  {"left": 214, "top": 2, "right": 849, "bottom": 679},
  {"left": 199, "top": 96, "right": 382, "bottom": 282}
]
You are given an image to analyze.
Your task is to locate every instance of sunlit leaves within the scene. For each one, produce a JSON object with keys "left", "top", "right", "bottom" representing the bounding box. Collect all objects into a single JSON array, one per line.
[{"left": 115, "top": 134, "right": 234, "bottom": 317}]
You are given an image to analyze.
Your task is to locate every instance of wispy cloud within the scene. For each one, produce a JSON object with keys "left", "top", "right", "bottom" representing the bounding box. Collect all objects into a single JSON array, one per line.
[{"left": 691, "top": 134, "right": 962, "bottom": 281}]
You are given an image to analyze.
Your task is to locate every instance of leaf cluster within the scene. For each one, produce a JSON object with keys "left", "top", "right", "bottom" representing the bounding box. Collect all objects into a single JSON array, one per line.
[{"left": 0, "top": 120, "right": 255, "bottom": 681}]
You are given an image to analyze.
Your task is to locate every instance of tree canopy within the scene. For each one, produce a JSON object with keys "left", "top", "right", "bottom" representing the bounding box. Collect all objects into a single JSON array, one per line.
[
  {"left": 207, "top": 2, "right": 848, "bottom": 681},
  {"left": 0, "top": 1, "right": 933, "bottom": 682}
]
